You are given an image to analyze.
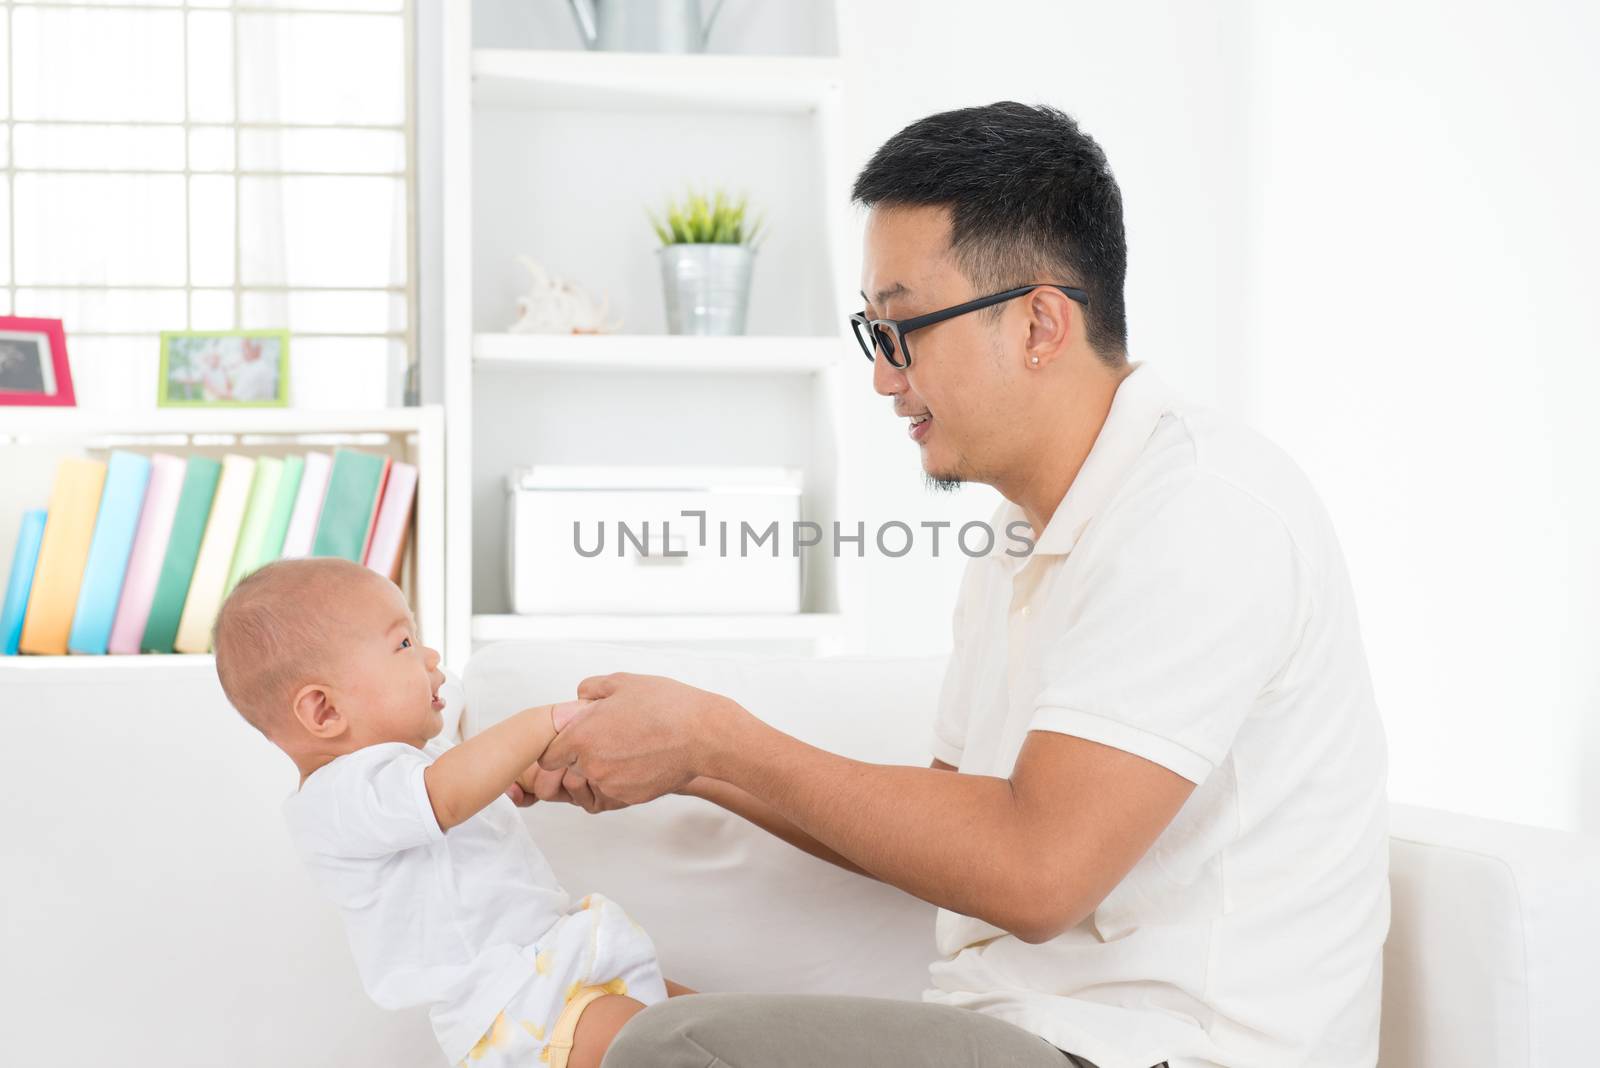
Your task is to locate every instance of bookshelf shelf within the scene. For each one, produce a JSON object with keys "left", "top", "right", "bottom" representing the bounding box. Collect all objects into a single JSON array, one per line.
[
  {"left": 0, "top": 653, "right": 215, "bottom": 677},
  {"left": 473, "top": 333, "right": 845, "bottom": 375},
  {"left": 472, "top": 49, "right": 843, "bottom": 115},
  {"left": 0, "top": 407, "right": 433, "bottom": 441}
]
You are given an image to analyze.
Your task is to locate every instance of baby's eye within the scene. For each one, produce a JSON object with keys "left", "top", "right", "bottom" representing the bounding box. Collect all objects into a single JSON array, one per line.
[{"left": 399, "top": 637, "right": 412, "bottom": 650}]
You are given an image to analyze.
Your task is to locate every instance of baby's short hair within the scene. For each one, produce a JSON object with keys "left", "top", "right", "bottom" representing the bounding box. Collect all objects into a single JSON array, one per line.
[{"left": 212, "top": 557, "right": 372, "bottom": 735}]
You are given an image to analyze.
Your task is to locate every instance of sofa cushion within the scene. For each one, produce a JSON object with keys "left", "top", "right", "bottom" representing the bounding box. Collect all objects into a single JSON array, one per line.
[
  {"left": 463, "top": 640, "right": 946, "bottom": 998},
  {"left": 1383, "top": 804, "right": 1600, "bottom": 1068}
]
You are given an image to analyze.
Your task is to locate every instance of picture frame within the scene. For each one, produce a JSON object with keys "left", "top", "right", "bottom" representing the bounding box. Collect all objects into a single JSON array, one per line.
[
  {"left": 0, "top": 316, "right": 75, "bottom": 407},
  {"left": 158, "top": 329, "right": 291, "bottom": 408}
]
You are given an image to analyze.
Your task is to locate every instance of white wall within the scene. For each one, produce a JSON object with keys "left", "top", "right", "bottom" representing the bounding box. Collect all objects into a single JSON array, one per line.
[
  {"left": 430, "top": 2, "right": 1599, "bottom": 833},
  {"left": 1242, "top": 0, "right": 1600, "bottom": 833},
  {"left": 845, "top": 0, "right": 1600, "bottom": 833},
  {"left": 841, "top": 0, "right": 1256, "bottom": 657}
]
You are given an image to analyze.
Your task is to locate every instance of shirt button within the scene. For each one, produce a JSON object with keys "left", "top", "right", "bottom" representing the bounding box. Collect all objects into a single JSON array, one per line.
[{"left": 1020, "top": 605, "right": 1031, "bottom": 617}]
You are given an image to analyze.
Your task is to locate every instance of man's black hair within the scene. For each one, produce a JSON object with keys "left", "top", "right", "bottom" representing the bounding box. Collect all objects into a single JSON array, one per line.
[{"left": 852, "top": 101, "right": 1128, "bottom": 359}]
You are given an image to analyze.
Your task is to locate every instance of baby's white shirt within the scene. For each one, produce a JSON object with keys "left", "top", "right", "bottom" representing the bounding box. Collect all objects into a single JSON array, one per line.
[{"left": 282, "top": 732, "right": 572, "bottom": 1063}]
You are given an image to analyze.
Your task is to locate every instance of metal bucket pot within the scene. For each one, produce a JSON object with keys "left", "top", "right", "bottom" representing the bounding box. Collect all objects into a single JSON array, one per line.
[{"left": 659, "top": 243, "right": 754, "bottom": 336}]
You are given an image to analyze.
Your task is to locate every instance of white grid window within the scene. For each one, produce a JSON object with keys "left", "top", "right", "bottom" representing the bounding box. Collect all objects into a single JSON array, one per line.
[{"left": 0, "top": 0, "right": 414, "bottom": 409}]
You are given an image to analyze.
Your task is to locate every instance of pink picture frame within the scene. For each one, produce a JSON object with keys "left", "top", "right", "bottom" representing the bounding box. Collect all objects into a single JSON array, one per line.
[{"left": 0, "top": 317, "right": 74, "bottom": 407}]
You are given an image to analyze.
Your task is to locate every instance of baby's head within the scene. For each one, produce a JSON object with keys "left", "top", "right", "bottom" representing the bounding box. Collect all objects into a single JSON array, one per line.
[{"left": 213, "top": 557, "right": 446, "bottom": 771}]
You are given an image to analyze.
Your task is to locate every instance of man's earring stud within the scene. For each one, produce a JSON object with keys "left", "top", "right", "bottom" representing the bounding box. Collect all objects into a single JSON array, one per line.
[{"left": 1030, "top": 356, "right": 1040, "bottom": 365}]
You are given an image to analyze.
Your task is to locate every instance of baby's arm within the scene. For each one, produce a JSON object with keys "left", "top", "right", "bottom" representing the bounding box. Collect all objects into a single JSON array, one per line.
[{"left": 423, "top": 700, "right": 585, "bottom": 831}]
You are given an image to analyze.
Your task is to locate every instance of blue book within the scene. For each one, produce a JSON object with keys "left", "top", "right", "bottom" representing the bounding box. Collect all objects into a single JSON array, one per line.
[
  {"left": 1, "top": 509, "right": 48, "bottom": 655},
  {"left": 68, "top": 451, "right": 153, "bottom": 655}
]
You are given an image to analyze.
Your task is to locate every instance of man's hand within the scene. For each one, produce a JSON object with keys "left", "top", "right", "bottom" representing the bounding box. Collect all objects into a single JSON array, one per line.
[
  {"left": 537, "top": 672, "right": 741, "bottom": 805},
  {"left": 504, "top": 764, "right": 628, "bottom": 814},
  {"left": 503, "top": 699, "right": 626, "bottom": 813}
]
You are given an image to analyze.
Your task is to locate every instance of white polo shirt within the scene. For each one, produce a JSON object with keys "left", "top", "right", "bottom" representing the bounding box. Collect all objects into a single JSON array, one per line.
[{"left": 923, "top": 366, "right": 1390, "bottom": 1068}]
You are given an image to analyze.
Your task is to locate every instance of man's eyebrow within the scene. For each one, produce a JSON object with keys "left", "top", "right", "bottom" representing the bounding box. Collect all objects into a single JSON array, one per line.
[{"left": 860, "top": 282, "right": 910, "bottom": 306}]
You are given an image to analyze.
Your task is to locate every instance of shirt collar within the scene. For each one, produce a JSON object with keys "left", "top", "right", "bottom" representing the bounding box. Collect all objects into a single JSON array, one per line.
[{"left": 1005, "top": 363, "right": 1177, "bottom": 560}]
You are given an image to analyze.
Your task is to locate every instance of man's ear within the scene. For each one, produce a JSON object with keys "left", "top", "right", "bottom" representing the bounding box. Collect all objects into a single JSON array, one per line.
[
  {"left": 292, "top": 683, "right": 346, "bottom": 740},
  {"left": 1022, "top": 287, "right": 1076, "bottom": 369}
]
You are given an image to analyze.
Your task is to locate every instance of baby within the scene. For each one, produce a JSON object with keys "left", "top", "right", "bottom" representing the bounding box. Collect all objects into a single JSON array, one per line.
[{"left": 212, "top": 557, "right": 679, "bottom": 1068}]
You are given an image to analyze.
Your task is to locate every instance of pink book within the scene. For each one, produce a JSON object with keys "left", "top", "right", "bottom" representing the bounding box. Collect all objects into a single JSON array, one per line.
[
  {"left": 364, "top": 461, "right": 418, "bottom": 583},
  {"left": 107, "top": 454, "right": 187, "bottom": 655},
  {"left": 280, "top": 451, "right": 332, "bottom": 559},
  {"left": 358, "top": 458, "right": 394, "bottom": 567}
]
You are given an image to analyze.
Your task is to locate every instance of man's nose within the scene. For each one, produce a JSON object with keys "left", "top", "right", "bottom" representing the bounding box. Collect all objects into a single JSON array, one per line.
[{"left": 871, "top": 352, "right": 907, "bottom": 397}]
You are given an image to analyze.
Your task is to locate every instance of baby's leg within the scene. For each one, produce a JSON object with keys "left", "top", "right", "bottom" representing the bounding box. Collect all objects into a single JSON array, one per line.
[
  {"left": 565, "top": 994, "right": 645, "bottom": 1068},
  {"left": 565, "top": 981, "right": 695, "bottom": 1068}
]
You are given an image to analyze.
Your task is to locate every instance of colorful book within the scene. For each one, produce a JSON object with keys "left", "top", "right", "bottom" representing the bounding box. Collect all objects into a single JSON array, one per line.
[
  {"left": 108, "top": 454, "right": 188, "bottom": 655},
  {"left": 364, "top": 461, "right": 417, "bottom": 583},
  {"left": 223, "top": 456, "right": 284, "bottom": 597},
  {"left": 174, "top": 455, "right": 256, "bottom": 654},
  {"left": 360, "top": 459, "right": 392, "bottom": 564},
  {"left": 141, "top": 457, "right": 222, "bottom": 654},
  {"left": 258, "top": 454, "right": 305, "bottom": 563},
  {"left": 280, "top": 451, "right": 331, "bottom": 558},
  {"left": 18, "top": 458, "right": 108, "bottom": 655},
  {"left": 68, "top": 451, "right": 153, "bottom": 655},
  {"left": 311, "top": 450, "right": 390, "bottom": 563},
  {"left": 1, "top": 510, "right": 48, "bottom": 655}
]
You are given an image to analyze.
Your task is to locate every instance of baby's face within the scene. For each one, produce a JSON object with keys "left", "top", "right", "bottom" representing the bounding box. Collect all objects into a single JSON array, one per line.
[{"left": 326, "top": 572, "right": 447, "bottom": 750}]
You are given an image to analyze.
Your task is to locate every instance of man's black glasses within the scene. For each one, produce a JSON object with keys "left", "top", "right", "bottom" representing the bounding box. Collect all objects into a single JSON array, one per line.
[{"left": 850, "top": 283, "right": 1089, "bottom": 369}]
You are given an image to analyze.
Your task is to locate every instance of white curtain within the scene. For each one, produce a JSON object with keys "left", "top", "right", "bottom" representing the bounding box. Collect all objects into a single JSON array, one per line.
[{"left": 5, "top": 0, "right": 410, "bottom": 410}]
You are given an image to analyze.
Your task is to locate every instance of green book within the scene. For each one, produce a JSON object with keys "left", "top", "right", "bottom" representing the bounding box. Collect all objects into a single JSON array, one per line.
[
  {"left": 223, "top": 456, "right": 284, "bottom": 597},
  {"left": 141, "top": 457, "right": 222, "bottom": 654},
  {"left": 311, "top": 450, "right": 390, "bottom": 563},
  {"left": 257, "top": 455, "right": 305, "bottom": 564}
]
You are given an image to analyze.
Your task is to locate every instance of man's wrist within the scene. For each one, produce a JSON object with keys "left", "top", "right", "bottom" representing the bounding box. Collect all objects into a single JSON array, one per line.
[{"left": 701, "top": 696, "right": 763, "bottom": 783}]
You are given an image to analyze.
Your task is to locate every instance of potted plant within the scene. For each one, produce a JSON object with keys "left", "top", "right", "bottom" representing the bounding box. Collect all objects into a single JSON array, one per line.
[{"left": 650, "top": 189, "right": 764, "bottom": 336}]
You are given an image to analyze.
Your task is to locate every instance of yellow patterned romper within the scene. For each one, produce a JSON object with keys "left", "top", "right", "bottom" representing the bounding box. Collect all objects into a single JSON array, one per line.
[{"left": 457, "top": 893, "right": 667, "bottom": 1068}]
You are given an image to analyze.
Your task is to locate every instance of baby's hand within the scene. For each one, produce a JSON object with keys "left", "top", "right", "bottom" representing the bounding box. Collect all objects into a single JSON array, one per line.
[{"left": 551, "top": 699, "right": 593, "bottom": 732}]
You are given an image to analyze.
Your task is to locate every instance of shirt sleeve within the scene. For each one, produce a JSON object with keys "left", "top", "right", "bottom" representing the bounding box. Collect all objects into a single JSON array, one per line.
[
  {"left": 302, "top": 743, "right": 446, "bottom": 860},
  {"left": 931, "top": 556, "right": 985, "bottom": 767},
  {"left": 1030, "top": 473, "right": 1307, "bottom": 784}
]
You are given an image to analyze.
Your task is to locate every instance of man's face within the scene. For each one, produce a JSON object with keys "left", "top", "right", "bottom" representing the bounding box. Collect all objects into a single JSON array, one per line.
[{"left": 860, "top": 206, "right": 1018, "bottom": 487}]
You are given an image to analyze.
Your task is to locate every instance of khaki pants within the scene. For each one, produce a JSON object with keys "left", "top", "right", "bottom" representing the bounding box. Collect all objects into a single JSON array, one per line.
[{"left": 600, "top": 992, "right": 1168, "bottom": 1068}]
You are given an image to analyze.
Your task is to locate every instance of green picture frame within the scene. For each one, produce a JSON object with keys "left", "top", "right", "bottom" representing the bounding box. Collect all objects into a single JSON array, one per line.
[{"left": 158, "top": 330, "right": 291, "bottom": 408}]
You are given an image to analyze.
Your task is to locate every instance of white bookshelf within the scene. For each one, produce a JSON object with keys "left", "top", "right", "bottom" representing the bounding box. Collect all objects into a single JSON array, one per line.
[
  {"left": 441, "top": 4, "right": 862, "bottom": 666},
  {"left": 0, "top": 406, "right": 446, "bottom": 675}
]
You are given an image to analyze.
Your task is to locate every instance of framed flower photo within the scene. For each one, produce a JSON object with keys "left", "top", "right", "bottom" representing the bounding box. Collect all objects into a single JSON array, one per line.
[
  {"left": 158, "top": 329, "right": 290, "bottom": 408},
  {"left": 0, "top": 316, "right": 75, "bottom": 407}
]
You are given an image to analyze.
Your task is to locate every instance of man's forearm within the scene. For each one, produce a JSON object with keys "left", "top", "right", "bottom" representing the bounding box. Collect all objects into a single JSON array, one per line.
[
  {"left": 425, "top": 705, "right": 558, "bottom": 831},
  {"left": 682, "top": 777, "right": 868, "bottom": 877},
  {"left": 704, "top": 712, "right": 1080, "bottom": 940}
]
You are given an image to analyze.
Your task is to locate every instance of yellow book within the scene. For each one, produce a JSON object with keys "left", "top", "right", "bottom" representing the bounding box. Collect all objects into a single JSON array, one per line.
[
  {"left": 19, "top": 457, "right": 109, "bottom": 655},
  {"left": 174, "top": 455, "right": 256, "bottom": 655}
]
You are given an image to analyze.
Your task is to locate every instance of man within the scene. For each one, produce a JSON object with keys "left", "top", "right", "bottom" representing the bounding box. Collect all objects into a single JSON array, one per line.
[{"left": 518, "top": 102, "right": 1390, "bottom": 1068}]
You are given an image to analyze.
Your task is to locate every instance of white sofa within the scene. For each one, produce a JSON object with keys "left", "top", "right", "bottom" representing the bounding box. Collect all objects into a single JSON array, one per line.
[{"left": 3, "top": 642, "right": 1596, "bottom": 1066}]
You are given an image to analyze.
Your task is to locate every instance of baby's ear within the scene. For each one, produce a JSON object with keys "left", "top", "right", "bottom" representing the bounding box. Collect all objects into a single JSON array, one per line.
[{"left": 292, "top": 684, "right": 342, "bottom": 739}]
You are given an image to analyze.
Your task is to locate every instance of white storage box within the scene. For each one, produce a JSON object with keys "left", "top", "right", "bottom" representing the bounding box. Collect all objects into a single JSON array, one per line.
[{"left": 507, "top": 466, "right": 804, "bottom": 615}]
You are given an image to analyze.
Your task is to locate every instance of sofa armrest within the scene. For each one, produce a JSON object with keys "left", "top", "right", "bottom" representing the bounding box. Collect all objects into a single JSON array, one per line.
[{"left": 1382, "top": 803, "right": 1600, "bottom": 1067}]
